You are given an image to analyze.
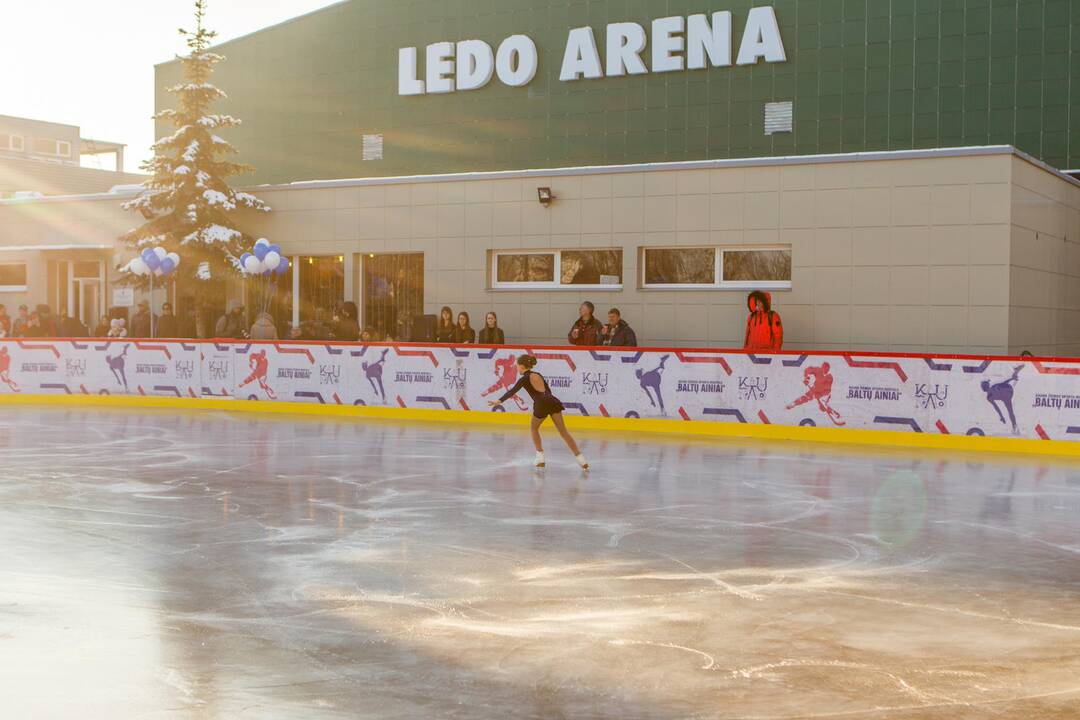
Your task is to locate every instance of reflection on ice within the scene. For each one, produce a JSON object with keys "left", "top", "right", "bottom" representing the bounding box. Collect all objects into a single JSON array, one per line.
[{"left": 1, "top": 407, "right": 1079, "bottom": 718}]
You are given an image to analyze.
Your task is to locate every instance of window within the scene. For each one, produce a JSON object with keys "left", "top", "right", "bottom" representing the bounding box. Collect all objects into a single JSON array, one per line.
[
  {"left": 0, "top": 263, "right": 28, "bottom": 291},
  {"left": 0, "top": 133, "right": 24, "bottom": 151},
  {"left": 764, "top": 101, "right": 794, "bottom": 135},
  {"left": 642, "top": 247, "right": 791, "bottom": 290},
  {"left": 362, "top": 134, "right": 384, "bottom": 161},
  {"left": 491, "top": 249, "right": 623, "bottom": 289},
  {"left": 32, "top": 138, "right": 71, "bottom": 157}
]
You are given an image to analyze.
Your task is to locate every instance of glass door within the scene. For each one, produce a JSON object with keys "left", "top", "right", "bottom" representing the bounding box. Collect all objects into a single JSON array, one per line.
[{"left": 362, "top": 253, "right": 424, "bottom": 341}]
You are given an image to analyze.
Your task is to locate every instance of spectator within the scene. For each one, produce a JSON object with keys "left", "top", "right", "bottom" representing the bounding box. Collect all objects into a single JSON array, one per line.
[
  {"left": 36, "top": 305, "right": 58, "bottom": 336},
  {"left": 478, "top": 311, "right": 505, "bottom": 345},
  {"left": 360, "top": 327, "right": 380, "bottom": 342},
  {"left": 215, "top": 301, "right": 246, "bottom": 338},
  {"left": 567, "top": 301, "right": 603, "bottom": 346},
  {"left": 334, "top": 301, "right": 361, "bottom": 341},
  {"left": 107, "top": 319, "right": 128, "bottom": 338},
  {"left": 455, "top": 312, "right": 476, "bottom": 344},
  {"left": 59, "top": 310, "right": 88, "bottom": 337},
  {"left": 130, "top": 300, "right": 154, "bottom": 338},
  {"left": 744, "top": 291, "right": 784, "bottom": 352},
  {"left": 157, "top": 302, "right": 179, "bottom": 338},
  {"left": 93, "top": 316, "right": 111, "bottom": 337},
  {"left": 434, "top": 306, "right": 455, "bottom": 343},
  {"left": 600, "top": 308, "right": 637, "bottom": 347},
  {"left": 178, "top": 307, "right": 197, "bottom": 339},
  {"left": 11, "top": 305, "right": 29, "bottom": 337},
  {"left": 0, "top": 304, "right": 9, "bottom": 337},
  {"left": 24, "top": 313, "right": 47, "bottom": 338},
  {"left": 250, "top": 311, "right": 278, "bottom": 340}
]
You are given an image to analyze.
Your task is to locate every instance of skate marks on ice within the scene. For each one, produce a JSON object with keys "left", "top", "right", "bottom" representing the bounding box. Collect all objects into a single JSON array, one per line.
[{"left": 0, "top": 407, "right": 1080, "bottom": 717}]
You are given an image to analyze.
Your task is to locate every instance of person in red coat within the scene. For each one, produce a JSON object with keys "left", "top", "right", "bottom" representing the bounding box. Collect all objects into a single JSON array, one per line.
[{"left": 744, "top": 291, "right": 783, "bottom": 352}]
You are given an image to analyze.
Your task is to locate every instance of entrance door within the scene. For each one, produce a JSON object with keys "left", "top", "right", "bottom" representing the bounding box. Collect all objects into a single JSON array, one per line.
[
  {"left": 79, "top": 280, "right": 100, "bottom": 330},
  {"left": 362, "top": 253, "right": 424, "bottom": 340}
]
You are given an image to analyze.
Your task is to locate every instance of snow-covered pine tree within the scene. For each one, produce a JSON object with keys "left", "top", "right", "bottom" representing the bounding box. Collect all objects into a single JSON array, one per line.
[{"left": 121, "top": 0, "right": 268, "bottom": 295}]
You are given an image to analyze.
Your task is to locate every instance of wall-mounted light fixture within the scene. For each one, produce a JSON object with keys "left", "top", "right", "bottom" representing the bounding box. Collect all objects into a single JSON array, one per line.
[{"left": 537, "top": 187, "right": 555, "bottom": 207}]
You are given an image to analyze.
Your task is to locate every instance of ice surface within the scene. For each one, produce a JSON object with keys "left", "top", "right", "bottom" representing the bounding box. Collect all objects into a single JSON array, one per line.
[{"left": 1, "top": 407, "right": 1079, "bottom": 718}]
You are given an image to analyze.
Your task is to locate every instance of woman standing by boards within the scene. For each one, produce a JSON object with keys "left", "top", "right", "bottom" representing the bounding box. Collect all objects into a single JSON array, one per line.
[
  {"left": 489, "top": 355, "right": 589, "bottom": 470},
  {"left": 478, "top": 312, "right": 505, "bottom": 345}
]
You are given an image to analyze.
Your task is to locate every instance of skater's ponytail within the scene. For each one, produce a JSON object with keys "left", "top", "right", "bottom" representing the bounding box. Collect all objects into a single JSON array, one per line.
[{"left": 518, "top": 355, "right": 538, "bottom": 370}]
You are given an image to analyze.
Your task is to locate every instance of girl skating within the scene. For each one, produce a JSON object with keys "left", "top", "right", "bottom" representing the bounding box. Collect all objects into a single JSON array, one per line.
[{"left": 489, "top": 355, "right": 588, "bottom": 470}]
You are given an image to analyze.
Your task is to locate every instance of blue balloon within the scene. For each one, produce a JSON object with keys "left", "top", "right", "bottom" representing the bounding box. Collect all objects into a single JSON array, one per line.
[
  {"left": 160, "top": 257, "right": 176, "bottom": 275},
  {"left": 253, "top": 244, "right": 269, "bottom": 261},
  {"left": 142, "top": 249, "right": 161, "bottom": 270},
  {"left": 240, "top": 252, "right": 253, "bottom": 265},
  {"left": 275, "top": 258, "right": 289, "bottom": 276},
  {"left": 268, "top": 244, "right": 281, "bottom": 255}
]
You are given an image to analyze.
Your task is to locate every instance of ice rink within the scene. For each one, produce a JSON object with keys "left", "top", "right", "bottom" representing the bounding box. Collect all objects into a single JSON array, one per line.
[{"left": 1, "top": 406, "right": 1079, "bottom": 719}]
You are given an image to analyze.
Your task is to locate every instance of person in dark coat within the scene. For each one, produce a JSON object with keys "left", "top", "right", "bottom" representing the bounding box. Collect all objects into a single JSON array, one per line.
[
  {"left": 24, "top": 313, "right": 48, "bottom": 338},
  {"left": 156, "top": 302, "right": 179, "bottom": 338},
  {"left": 129, "top": 300, "right": 154, "bottom": 339},
  {"left": 567, "top": 301, "right": 603, "bottom": 346},
  {"left": 215, "top": 301, "right": 246, "bottom": 339},
  {"left": 177, "top": 308, "right": 197, "bottom": 339},
  {"left": 58, "top": 311, "right": 88, "bottom": 337},
  {"left": 478, "top": 312, "right": 505, "bottom": 345},
  {"left": 334, "top": 301, "right": 361, "bottom": 341},
  {"left": 435, "top": 306, "right": 456, "bottom": 343},
  {"left": 600, "top": 308, "right": 637, "bottom": 347},
  {"left": 454, "top": 312, "right": 476, "bottom": 344},
  {"left": 744, "top": 290, "right": 784, "bottom": 352}
]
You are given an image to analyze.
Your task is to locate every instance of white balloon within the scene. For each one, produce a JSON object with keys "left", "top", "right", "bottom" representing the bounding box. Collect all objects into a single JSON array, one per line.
[
  {"left": 263, "top": 251, "right": 281, "bottom": 270},
  {"left": 243, "top": 255, "right": 263, "bottom": 274},
  {"left": 254, "top": 238, "right": 270, "bottom": 249},
  {"left": 166, "top": 252, "right": 181, "bottom": 268},
  {"left": 129, "top": 258, "right": 148, "bottom": 276},
  {"left": 154, "top": 267, "right": 164, "bottom": 277},
  {"left": 153, "top": 247, "right": 167, "bottom": 261}
]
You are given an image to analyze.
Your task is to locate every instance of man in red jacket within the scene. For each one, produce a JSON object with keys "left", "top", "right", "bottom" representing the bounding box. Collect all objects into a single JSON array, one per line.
[{"left": 744, "top": 291, "right": 784, "bottom": 352}]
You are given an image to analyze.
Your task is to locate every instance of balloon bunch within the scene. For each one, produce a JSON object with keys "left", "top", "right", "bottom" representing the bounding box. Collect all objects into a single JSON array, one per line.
[
  {"left": 128, "top": 247, "right": 182, "bottom": 277},
  {"left": 240, "top": 239, "right": 290, "bottom": 315},
  {"left": 240, "top": 239, "right": 289, "bottom": 277}
]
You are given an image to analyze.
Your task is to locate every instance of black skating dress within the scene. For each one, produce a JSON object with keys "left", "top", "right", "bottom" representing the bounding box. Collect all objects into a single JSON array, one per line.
[{"left": 499, "top": 370, "right": 566, "bottom": 420}]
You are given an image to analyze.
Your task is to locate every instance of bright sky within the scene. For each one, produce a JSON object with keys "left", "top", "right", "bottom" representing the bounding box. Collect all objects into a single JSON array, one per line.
[{"left": 2, "top": 0, "right": 343, "bottom": 173}]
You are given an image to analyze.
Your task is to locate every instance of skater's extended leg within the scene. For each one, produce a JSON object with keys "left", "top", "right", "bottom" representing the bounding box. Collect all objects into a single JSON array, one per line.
[{"left": 551, "top": 413, "right": 588, "bottom": 469}]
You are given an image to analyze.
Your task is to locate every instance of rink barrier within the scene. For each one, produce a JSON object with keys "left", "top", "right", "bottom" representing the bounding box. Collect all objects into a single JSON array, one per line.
[{"left": 1, "top": 339, "right": 1079, "bottom": 458}]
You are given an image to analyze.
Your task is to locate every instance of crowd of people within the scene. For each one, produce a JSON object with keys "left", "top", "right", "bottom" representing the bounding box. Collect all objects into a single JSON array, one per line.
[{"left": 0, "top": 292, "right": 785, "bottom": 351}]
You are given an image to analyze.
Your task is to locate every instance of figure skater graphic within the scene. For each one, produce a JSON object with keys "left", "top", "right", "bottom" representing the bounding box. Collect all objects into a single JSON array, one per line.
[
  {"left": 0, "top": 346, "right": 19, "bottom": 392},
  {"left": 240, "top": 349, "right": 276, "bottom": 399},
  {"left": 636, "top": 355, "right": 670, "bottom": 414},
  {"left": 490, "top": 355, "right": 589, "bottom": 470},
  {"left": 482, "top": 354, "right": 528, "bottom": 411},
  {"left": 362, "top": 349, "right": 390, "bottom": 401},
  {"left": 982, "top": 365, "right": 1024, "bottom": 435},
  {"left": 106, "top": 344, "right": 130, "bottom": 390},
  {"left": 787, "top": 363, "right": 845, "bottom": 427}
]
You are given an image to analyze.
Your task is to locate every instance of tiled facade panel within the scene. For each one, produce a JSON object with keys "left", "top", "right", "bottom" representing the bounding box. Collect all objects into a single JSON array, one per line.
[{"left": 157, "top": 0, "right": 1080, "bottom": 184}]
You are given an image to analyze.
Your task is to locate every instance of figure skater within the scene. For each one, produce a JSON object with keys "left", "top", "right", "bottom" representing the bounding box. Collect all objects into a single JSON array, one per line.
[
  {"left": 362, "top": 348, "right": 390, "bottom": 401},
  {"left": 0, "top": 346, "right": 19, "bottom": 392},
  {"left": 636, "top": 355, "right": 669, "bottom": 414},
  {"left": 240, "top": 349, "right": 276, "bottom": 399},
  {"left": 106, "top": 344, "right": 130, "bottom": 390},
  {"left": 982, "top": 365, "right": 1024, "bottom": 435},
  {"left": 482, "top": 354, "right": 528, "bottom": 411},
  {"left": 489, "top": 355, "right": 589, "bottom": 470}
]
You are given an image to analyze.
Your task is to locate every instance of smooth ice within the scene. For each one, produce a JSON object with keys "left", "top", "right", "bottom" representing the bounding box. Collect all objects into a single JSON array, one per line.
[{"left": 1, "top": 407, "right": 1079, "bottom": 719}]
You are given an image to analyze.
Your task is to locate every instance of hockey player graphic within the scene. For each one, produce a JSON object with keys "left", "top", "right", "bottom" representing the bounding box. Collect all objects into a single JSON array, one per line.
[
  {"left": 0, "top": 346, "right": 19, "bottom": 392},
  {"left": 787, "top": 363, "right": 845, "bottom": 427},
  {"left": 239, "top": 349, "right": 276, "bottom": 399},
  {"left": 482, "top": 354, "right": 528, "bottom": 411}
]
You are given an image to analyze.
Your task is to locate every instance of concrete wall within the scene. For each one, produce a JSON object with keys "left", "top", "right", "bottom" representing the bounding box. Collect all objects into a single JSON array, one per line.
[{"left": 1007, "top": 157, "right": 1080, "bottom": 357}]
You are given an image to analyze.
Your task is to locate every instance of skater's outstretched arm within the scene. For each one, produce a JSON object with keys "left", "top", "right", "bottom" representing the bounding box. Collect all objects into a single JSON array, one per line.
[{"left": 492, "top": 376, "right": 527, "bottom": 405}]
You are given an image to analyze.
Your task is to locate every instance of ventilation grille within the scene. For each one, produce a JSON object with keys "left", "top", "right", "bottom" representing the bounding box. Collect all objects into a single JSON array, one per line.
[
  {"left": 764, "top": 101, "right": 794, "bottom": 135},
  {"left": 362, "top": 134, "right": 384, "bottom": 161}
]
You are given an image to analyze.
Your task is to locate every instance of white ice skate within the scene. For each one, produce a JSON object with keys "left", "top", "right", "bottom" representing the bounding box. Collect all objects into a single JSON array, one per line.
[
  {"left": 534, "top": 451, "right": 546, "bottom": 468},
  {"left": 576, "top": 454, "right": 590, "bottom": 471}
]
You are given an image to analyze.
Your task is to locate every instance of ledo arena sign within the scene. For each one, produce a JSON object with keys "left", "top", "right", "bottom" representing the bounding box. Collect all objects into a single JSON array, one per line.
[{"left": 398, "top": 7, "right": 786, "bottom": 96}]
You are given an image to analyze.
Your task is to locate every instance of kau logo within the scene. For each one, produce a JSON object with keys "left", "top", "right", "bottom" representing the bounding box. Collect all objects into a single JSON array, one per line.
[
  {"left": 65, "top": 358, "right": 87, "bottom": 378},
  {"left": 738, "top": 376, "right": 768, "bottom": 401},
  {"left": 175, "top": 360, "right": 195, "bottom": 381},
  {"left": 915, "top": 383, "right": 949, "bottom": 409},
  {"left": 582, "top": 371, "right": 609, "bottom": 395},
  {"left": 208, "top": 359, "right": 230, "bottom": 382},
  {"left": 319, "top": 364, "right": 342, "bottom": 386},
  {"left": 444, "top": 366, "right": 467, "bottom": 391}
]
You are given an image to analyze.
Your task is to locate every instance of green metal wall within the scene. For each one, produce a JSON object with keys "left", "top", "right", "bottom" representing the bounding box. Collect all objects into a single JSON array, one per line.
[{"left": 156, "top": 0, "right": 1080, "bottom": 184}]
